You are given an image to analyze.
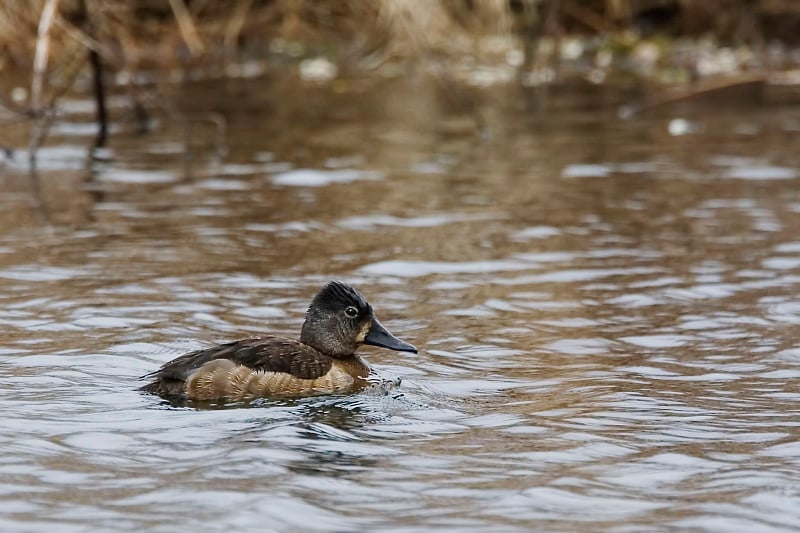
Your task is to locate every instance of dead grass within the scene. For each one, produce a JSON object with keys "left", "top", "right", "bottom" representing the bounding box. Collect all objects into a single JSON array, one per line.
[
  {"left": 0, "top": 1, "right": 798, "bottom": 123},
  {"left": 0, "top": 1, "right": 797, "bottom": 74}
]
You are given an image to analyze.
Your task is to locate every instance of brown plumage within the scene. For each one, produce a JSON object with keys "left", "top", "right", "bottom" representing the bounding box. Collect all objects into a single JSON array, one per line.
[{"left": 140, "top": 281, "right": 417, "bottom": 402}]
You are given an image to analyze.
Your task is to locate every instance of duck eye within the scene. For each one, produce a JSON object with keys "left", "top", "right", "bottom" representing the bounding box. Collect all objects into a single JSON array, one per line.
[{"left": 344, "top": 306, "right": 359, "bottom": 318}]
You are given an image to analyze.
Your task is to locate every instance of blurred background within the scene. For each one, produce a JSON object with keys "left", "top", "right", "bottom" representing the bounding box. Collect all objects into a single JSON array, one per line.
[{"left": 1, "top": 1, "right": 800, "bottom": 532}]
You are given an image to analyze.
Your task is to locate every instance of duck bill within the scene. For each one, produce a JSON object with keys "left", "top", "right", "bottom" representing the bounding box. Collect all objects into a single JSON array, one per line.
[{"left": 365, "top": 318, "right": 417, "bottom": 354}]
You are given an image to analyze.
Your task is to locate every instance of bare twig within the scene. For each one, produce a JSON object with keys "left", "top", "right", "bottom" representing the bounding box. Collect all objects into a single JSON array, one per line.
[
  {"left": 30, "top": 0, "right": 60, "bottom": 117},
  {"left": 224, "top": 0, "right": 254, "bottom": 55},
  {"left": 561, "top": 0, "right": 614, "bottom": 34},
  {"left": 168, "top": 0, "right": 205, "bottom": 56}
]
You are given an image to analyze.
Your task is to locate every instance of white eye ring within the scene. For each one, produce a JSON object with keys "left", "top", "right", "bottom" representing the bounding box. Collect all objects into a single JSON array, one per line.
[{"left": 345, "top": 306, "right": 358, "bottom": 318}]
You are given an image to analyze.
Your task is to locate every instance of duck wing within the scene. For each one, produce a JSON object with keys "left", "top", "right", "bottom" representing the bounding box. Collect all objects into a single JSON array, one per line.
[{"left": 142, "top": 336, "right": 333, "bottom": 385}]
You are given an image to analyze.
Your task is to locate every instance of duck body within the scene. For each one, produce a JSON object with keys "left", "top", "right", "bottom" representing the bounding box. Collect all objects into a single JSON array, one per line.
[
  {"left": 141, "top": 281, "right": 416, "bottom": 401},
  {"left": 140, "top": 336, "right": 371, "bottom": 400}
]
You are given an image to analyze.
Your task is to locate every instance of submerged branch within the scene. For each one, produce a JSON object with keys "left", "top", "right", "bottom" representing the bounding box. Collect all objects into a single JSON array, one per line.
[
  {"left": 619, "top": 74, "right": 767, "bottom": 118},
  {"left": 78, "top": 0, "right": 107, "bottom": 149},
  {"left": 29, "top": 0, "right": 60, "bottom": 182}
]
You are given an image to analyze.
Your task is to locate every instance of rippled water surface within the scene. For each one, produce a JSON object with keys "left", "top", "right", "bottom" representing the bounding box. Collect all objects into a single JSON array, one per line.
[{"left": 2, "top": 77, "right": 800, "bottom": 531}]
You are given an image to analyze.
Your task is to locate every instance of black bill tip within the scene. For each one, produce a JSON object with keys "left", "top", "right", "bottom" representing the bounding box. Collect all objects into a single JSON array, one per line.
[{"left": 365, "top": 318, "right": 417, "bottom": 354}]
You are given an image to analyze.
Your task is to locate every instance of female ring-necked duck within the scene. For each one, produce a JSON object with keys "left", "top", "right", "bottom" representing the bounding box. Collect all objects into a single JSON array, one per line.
[{"left": 140, "top": 281, "right": 417, "bottom": 401}]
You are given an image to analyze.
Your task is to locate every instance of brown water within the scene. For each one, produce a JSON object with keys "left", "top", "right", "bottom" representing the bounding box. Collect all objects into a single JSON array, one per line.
[{"left": 1, "top": 74, "right": 800, "bottom": 531}]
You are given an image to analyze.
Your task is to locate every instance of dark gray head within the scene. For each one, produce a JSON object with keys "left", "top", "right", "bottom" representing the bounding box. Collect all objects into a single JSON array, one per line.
[{"left": 300, "top": 281, "right": 417, "bottom": 358}]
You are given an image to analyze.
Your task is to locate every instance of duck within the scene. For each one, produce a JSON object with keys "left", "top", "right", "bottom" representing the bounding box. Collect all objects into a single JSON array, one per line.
[{"left": 140, "top": 281, "right": 417, "bottom": 401}]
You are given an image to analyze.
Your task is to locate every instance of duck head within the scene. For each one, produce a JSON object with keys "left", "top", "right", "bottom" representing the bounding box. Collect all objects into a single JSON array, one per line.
[{"left": 300, "top": 281, "right": 417, "bottom": 358}]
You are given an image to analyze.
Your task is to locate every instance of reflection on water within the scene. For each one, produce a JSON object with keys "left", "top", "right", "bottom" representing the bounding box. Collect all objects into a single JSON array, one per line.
[{"left": 1, "top": 76, "right": 800, "bottom": 531}]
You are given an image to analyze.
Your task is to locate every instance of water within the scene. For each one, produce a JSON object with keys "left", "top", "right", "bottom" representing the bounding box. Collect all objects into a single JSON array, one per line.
[{"left": 1, "top": 76, "right": 800, "bottom": 531}]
